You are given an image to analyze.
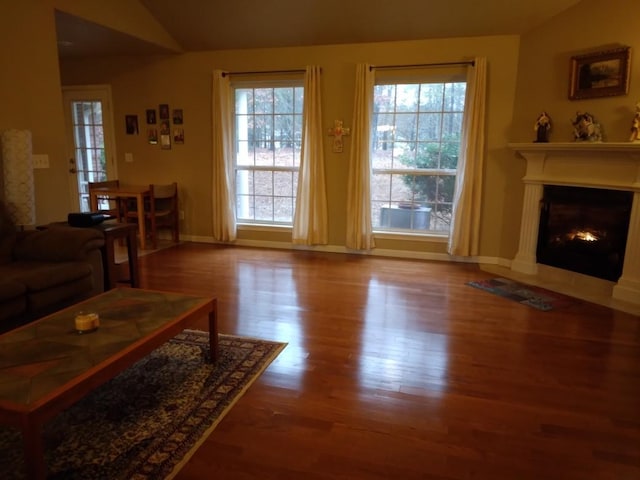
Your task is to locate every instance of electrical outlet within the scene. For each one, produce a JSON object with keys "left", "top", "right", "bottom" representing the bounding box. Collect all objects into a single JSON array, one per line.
[
  {"left": 32, "top": 154, "right": 50, "bottom": 169},
  {"left": 179, "top": 210, "right": 185, "bottom": 220},
  {"left": 124, "top": 153, "right": 134, "bottom": 163}
]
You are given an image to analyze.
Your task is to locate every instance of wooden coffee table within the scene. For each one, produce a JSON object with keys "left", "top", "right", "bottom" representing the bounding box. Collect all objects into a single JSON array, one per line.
[{"left": 0, "top": 287, "right": 217, "bottom": 479}]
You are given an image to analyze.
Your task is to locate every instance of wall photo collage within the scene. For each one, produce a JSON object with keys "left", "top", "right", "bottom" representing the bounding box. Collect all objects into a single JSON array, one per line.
[{"left": 126, "top": 104, "right": 185, "bottom": 150}]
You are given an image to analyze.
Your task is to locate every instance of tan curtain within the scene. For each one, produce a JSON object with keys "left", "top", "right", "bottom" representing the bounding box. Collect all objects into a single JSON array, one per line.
[
  {"left": 346, "top": 64, "right": 375, "bottom": 250},
  {"left": 292, "top": 66, "right": 328, "bottom": 245},
  {"left": 448, "top": 57, "right": 487, "bottom": 256},
  {"left": 211, "top": 70, "right": 237, "bottom": 242}
]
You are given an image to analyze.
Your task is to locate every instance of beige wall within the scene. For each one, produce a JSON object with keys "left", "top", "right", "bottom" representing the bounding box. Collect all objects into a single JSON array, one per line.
[
  {"left": 10, "top": 1, "right": 634, "bottom": 263},
  {"left": 513, "top": 0, "right": 639, "bottom": 143},
  {"left": 59, "top": 36, "right": 521, "bottom": 257},
  {"left": 0, "top": 0, "right": 70, "bottom": 224}
]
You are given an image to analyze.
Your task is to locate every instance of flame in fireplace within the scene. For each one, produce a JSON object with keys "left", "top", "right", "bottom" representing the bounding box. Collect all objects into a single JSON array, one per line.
[{"left": 567, "top": 229, "right": 600, "bottom": 242}]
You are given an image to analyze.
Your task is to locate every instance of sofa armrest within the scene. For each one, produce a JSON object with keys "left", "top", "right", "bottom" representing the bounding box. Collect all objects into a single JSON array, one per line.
[{"left": 14, "top": 227, "right": 105, "bottom": 262}]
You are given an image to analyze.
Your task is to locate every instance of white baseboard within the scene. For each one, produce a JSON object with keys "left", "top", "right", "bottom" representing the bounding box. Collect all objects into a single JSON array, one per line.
[{"left": 178, "top": 234, "right": 508, "bottom": 267}]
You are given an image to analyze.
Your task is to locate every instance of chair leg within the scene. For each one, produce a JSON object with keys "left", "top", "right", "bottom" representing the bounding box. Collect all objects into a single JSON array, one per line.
[
  {"left": 150, "top": 217, "right": 158, "bottom": 250},
  {"left": 173, "top": 214, "right": 180, "bottom": 243}
]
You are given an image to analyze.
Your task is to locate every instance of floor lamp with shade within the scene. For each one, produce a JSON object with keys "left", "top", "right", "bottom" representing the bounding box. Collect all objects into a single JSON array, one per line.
[{"left": 1, "top": 129, "right": 35, "bottom": 229}]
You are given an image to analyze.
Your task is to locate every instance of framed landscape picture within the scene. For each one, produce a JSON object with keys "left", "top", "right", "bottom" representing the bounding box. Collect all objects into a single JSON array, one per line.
[{"left": 569, "top": 46, "right": 631, "bottom": 100}]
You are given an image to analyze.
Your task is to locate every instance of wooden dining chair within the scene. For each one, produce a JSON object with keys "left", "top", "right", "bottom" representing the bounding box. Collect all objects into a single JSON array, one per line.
[
  {"left": 124, "top": 182, "right": 179, "bottom": 249},
  {"left": 88, "top": 180, "right": 122, "bottom": 221}
]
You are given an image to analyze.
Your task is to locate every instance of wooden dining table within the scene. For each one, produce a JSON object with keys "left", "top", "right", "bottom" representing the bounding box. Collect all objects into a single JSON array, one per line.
[{"left": 89, "top": 184, "right": 151, "bottom": 250}]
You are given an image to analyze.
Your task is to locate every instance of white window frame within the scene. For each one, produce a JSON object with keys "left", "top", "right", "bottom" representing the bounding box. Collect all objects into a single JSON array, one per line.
[
  {"left": 370, "top": 68, "right": 467, "bottom": 238},
  {"left": 232, "top": 78, "right": 304, "bottom": 227}
]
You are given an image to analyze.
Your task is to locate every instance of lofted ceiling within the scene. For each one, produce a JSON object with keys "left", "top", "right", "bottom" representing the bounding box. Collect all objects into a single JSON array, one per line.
[{"left": 55, "top": 0, "right": 581, "bottom": 58}]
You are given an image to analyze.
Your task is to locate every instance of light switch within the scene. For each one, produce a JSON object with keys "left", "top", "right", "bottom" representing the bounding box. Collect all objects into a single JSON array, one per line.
[
  {"left": 32, "top": 154, "right": 49, "bottom": 169},
  {"left": 125, "top": 153, "right": 134, "bottom": 163}
]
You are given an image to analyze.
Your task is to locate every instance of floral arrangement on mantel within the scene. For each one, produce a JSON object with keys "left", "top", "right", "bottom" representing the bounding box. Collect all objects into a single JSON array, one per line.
[{"left": 571, "top": 111, "right": 602, "bottom": 142}]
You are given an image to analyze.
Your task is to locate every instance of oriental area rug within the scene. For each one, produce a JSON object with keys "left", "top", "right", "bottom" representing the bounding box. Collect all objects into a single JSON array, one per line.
[
  {"left": 467, "top": 277, "right": 580, "bottom": 311},
  {"left": 0, "top": 330, "right": 286, "bottom": 479}
]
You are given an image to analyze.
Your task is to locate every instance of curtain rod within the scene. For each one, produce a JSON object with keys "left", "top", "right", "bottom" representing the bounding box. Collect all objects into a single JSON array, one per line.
[
  {"left": 370, "top": 60, "right": 475, "bottom": 71},
  {"left": 222, "top": 68, "right": 306, "bottom": 77}
]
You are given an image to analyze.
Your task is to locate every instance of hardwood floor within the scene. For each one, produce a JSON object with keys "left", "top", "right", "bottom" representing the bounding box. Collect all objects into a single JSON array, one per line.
[{"left": 137, "top": 242, "right": 640, "bottom": 480}]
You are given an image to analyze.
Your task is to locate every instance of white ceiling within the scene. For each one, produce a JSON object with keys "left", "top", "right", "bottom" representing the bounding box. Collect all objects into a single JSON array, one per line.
[{"left": 55, "top": 0, "right": 581, "bottom": 58}]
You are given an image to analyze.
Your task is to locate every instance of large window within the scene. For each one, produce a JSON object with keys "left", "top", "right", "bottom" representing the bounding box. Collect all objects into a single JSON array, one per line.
[
  {"left": 234, "top": 84, "right": 304, "bottom": 225},
  {"left": 371, "top": 81, "right": 466, "bottom": 234}
]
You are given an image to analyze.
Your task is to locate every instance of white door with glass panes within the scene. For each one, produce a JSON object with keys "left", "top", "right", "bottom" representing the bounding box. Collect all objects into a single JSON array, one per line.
[{"left": 62, "top": 85, "right": 118, "bottom": 212}]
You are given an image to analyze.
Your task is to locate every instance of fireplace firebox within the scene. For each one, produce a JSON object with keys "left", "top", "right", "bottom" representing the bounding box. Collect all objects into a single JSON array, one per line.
[{"left": 536, "top": 185, "right": 633, "bottom": 281}]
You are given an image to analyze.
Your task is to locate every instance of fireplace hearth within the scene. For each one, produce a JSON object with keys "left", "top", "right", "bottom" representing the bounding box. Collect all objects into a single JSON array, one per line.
[
  {"left": 508, "top": 142, "right": 640, "bottom": 309},
  {"left": 536, "top": 185, "right": 632, "bottom": 281}
]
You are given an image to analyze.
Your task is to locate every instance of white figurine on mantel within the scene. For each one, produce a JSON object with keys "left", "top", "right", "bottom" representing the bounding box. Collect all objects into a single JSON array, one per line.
[
  {"left": 630, "top": 101, "right": 640, "bottom": 142},
  {"left": 534, "top": 112, "right": 551, "bottom": 143}
]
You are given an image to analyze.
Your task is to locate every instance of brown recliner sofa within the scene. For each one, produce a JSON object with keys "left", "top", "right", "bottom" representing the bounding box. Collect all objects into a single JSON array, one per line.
[{"left": 0, "top": 201, "right": 105, "bottom": 333}]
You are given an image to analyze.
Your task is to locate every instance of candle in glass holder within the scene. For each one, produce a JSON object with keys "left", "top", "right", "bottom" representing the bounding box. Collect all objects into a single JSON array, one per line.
[{"left": 75, "top": 312, "right": 99, "bottom": 332}]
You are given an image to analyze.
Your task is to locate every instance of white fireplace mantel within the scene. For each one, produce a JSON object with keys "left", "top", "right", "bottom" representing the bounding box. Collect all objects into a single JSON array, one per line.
[
  {"left": 508, "top": 142, "right": 640, "bottom": 191},
  {"left": 508, "top": 142, "right": 640, "bottom": 307}
]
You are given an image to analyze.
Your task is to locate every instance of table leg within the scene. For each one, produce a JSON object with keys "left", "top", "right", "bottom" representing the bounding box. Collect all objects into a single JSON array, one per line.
[
  {"left": 102, "top": 233, "right": 117, "bottom": 290},
  {"left": 89, "top": 192, "right": 98, "bottom": 212},
  {"left": 127, "top": 227, "right": 140, "bottom": 287},
  {"left": 136, "top": 193, "right": 147, "bottom": 250},
  {"left": 22, "top": 416, "right": 46, "bottom": 479},
  {"left": 208, "top": 299, "right": 218, "bottom": 363}
]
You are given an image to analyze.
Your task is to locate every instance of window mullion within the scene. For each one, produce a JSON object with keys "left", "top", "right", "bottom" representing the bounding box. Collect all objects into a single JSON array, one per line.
[{"left": 373, "top": 168, "right": 456, "bottom": 176}]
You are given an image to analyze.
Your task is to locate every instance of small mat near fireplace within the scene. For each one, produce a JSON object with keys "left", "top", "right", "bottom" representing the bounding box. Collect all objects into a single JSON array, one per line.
[{"left": 467, "top": 277, "right": 580, "bottom": 311}]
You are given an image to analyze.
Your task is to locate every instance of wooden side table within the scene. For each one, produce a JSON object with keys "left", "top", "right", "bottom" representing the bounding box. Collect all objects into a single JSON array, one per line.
[
  {"left": 93, "top": 222, "right": 140, "bottom": 289},
  {"left": 39, "top": 222, "right": 140, "bottom": 290}
]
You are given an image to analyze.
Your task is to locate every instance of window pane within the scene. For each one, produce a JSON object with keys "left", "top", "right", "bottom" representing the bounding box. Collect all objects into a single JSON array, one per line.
[
  {"left": 254, "top": 171, "right": 273, "bottom": 196},
  {"left": 255, "top": 143, "right": 272, "bottom": 166},
  {"left": 374, "top": 85, "right": 396, "bottom": 112},
  {"left": 274, "top": 197, "right": 293, "bottom": 222},
  {"left": 275, "top": 88, "right": 293, "bottom": 113},
  {"left": 442, "top": 112, "right": 463, "bottom": 138},
  {"left": 294, "top": 114, "right": 303, "bottom": 151},
  {"left": 419, "top": 84, "right": 445, "bottom": 111},
  {"left": 91, "top": 102, "right": 103, "bottom": 124},
  {"left": 255, "top": 196, "right": 274, "bottom": 221},
  {"left": 417, "top": 113, "right": 441, "bottom": 141},
  {"left": 236, "top": 89, "right": 254, "bottom": 114},
  {"left": 396, "top": 84, "right": 419, "bottom": 110},
  {"left": 394, "top": 143, "right": 417, "bottom": 169},
  {"left": 371, "top": 80, "right": 466, "bottom": 234},
  {"left": 254, "top": 89, "right": 273, "bottom": 113},
  {"left": 234, "top": 85, "right": 303, "bottom": 225},
  {"left": 444, "top": 83, "right": 467, "bottom": 111},
  {"left": 395, "top": 113, "right": 417, "bottom": 143},
  {"left": 274, "top": 171, "right": 293, "bottom": 196}
]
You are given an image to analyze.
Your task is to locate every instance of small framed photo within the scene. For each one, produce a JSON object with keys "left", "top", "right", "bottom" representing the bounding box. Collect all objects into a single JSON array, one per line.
[
  {"left": 172, "top": 109, "right": 183, "bottom": 124},
  {"left": 173, "top": 128, "right": 184, "bottom": 144},
  {"left": 159, "top": 104, "right": 170, "bottom": 120},
  {"left": 148, "top": 128, "right": 158, "bottom": 145},
  {"left": 160, "top": 120, "right": 170, "bottom": 135},
  {"left": 125, "top": 115, "right": 138, "bottom": 135},
  {"left": 146, "top": 109, "right": 156, "bottom": 124},
  {"left": 160, "top": 133, "right": 171, "bottom": 150},
  {"left": 569, "top": 46, "right": 631, "bottom": 100}
]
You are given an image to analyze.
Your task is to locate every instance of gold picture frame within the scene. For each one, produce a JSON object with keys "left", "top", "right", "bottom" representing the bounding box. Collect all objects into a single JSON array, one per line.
[{"left": 569, "top": 46, "right": 631, "bottom": 100}]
